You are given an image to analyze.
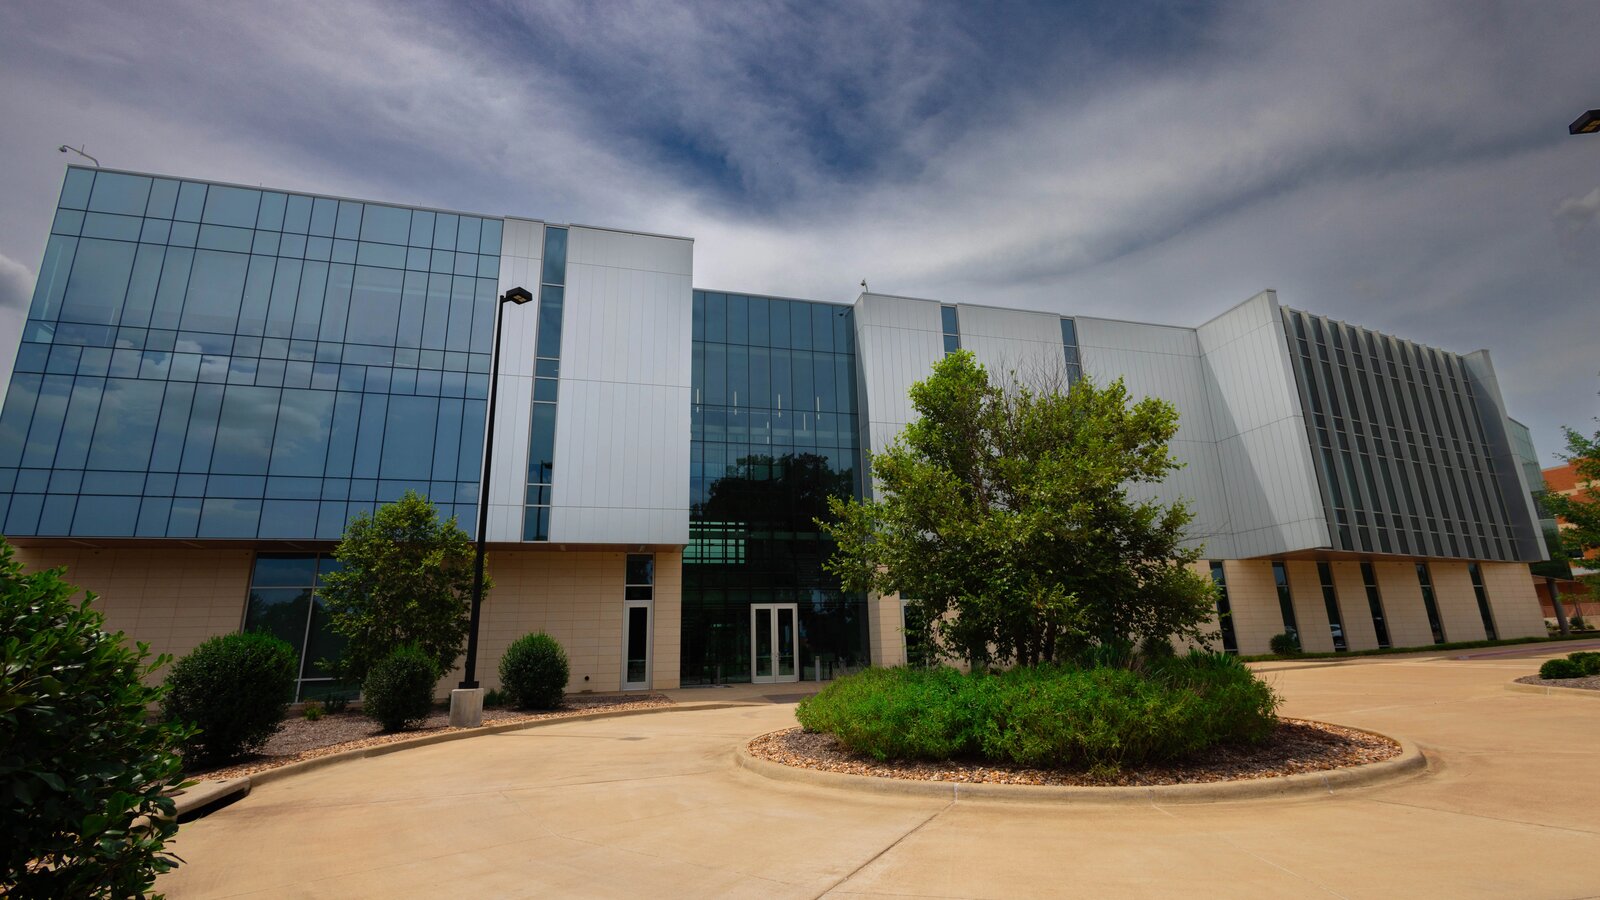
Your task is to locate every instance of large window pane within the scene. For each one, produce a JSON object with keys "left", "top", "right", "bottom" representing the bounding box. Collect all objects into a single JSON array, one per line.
[
  {"left": 269, "top": 389, "right": 336, "bottom": 476},
  {"left": 211, "top": 385, "right": 281, "bottom": 474},
  {"left": 346, "top": 266, "right": 404, "bottom": 346},
  {"left": 201, "top": 185, "right": 261, "bottom": 228},
  {"left": 85, "top": 379, "right": 165, "bottom": 471},
  {"left": 380, "top": 395, "right": 439, "bottom": 479},
  {"left": 180, "top": 250, "right": 249, "bottom": 333},
  {"left": 87, "top": 172, "right": 152, "bottom": 216},
  {"left": 60, "top": 238, "right": 137, "bottom": 326},
  {"left": 359, "top": 204, "right": 411, "bottom": 245},
  {"left": 541, "top": 226, "right": 567, "bottom": 285}
]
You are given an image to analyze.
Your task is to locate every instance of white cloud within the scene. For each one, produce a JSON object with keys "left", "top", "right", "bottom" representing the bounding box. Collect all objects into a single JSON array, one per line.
[{"left": 0, "top": 0, "right": 1596, "bottom": 460}]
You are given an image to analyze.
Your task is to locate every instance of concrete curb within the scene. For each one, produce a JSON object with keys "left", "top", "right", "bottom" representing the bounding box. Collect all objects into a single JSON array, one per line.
[
  {"left": 176, "top": 700, "right": 750, "bottom": 812},
  {"left": 1505, "top": 681, "right": 1600, "bottom": 700},
  {"left": 734, "top": 725, "right": 1427, "bottom": 805}
]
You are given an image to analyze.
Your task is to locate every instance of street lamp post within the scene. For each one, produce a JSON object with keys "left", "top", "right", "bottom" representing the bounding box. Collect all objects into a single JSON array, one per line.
[{"left": 449, "top": 285, "right": 533, "bottom": 728}]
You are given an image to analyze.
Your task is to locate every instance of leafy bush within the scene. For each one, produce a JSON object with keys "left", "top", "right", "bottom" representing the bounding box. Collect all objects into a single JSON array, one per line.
[
  {"left": 303, "top": 702, "right": 324, "bottom": 721},
  {"left": 0, "top": 542, "right": 193, "bottom": 896},
  {"left": 1570, "top": 651, "right": 1600, "bottom": 676},
  {"left": 483, "top": 688, "right": 510, "bottom": 708},
  {"left": 499, "top": 632, "right": 570, "bottom": 709},
  {"left": 363, "top": 645, "right": 440, "bottom": 731},
  {"left": 163, "top": 631, "right": 298, "bottom": 764},
  {"left": 1269, "top": 632, "right": 1302, "bottom": 656},
  {"left": 1540, "top": 658, "right": 1583, "bottom": 679},
  {"left": 796, "top": 652, "right": 1279, "bottom": 770}
]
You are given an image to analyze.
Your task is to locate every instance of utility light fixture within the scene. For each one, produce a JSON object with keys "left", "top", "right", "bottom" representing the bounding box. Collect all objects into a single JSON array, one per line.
[{"left": 1570, "top": 109, "right": 1600, "bottom": 135}]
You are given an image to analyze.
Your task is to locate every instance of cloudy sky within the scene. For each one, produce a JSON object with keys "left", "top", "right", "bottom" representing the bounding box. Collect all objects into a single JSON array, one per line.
[{"left": 0, "top": 0, "right": 1595, "bottom": 462}]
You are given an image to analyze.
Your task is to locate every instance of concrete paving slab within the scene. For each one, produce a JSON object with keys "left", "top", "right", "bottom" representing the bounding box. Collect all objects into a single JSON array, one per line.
[{"left": 160, "top": 652, "right": 1600, "bottom": 898}]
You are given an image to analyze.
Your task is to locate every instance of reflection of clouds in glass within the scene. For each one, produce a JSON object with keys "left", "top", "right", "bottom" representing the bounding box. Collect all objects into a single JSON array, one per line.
[{"left": 199, "top": 354, "right": 230, "bottom": 380}]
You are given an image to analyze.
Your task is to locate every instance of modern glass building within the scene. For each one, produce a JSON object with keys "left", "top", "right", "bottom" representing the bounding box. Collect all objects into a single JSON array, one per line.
[{"left": 0, "top": 167, "right": 1554, "bottom": 697}]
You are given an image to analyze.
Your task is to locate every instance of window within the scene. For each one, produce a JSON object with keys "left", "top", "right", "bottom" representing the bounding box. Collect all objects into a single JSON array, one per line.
[
  {"left": 1468, "top": 563, "right": 1498, "bottom": 640},
  {"left": 242, "top": 553, "right": 350, "bottom": 701},
  {"left": 623, "top": 554, "right": 654, "bottom": 688},
  {"left": 523, "top": 226, "right": 568, "bottom": 540},
  {"left": 1272, "top": 561, "right": 1298, "bottom": 639},
  {"left": 1416, "top": 563, "right": 1445, "bottom": 643},
  {"left": 1060, "top": 317, "right": 1082, "bottom": 384},
  {"left": 1360, "top": 562, "right": 1391, "bottom": 648},
  {"left": 1210, "top": 561, "right": 1237, "bottom": 653},
  {"left": 1317, "top": 562, "right": 1347, "bottom": 651},
  {"left": 940, "top": 305, "right": 960, "bottom": 355}
]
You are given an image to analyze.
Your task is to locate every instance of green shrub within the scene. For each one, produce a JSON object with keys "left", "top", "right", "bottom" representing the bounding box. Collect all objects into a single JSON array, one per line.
[
  {"left": 1569, "top": 651, "right": 1600, "bottom": 676},
  {"left": 499, "top": 632, "right": 570, "bottom": 709},
  {"left": 163, "top": 631, "right": 298, "bottom": 764},
  {"left": 483, "top": 688, "right": 510, "bottom": 708},
  {"left": 363, "top": 645, "right": 440, "bottom": 731},
  {"left": 1541, "top": 657, "right": 1585, "bottom": 679},
  {"left": 303, "top": 702, "right": 324, "bottom": 721},
  {"left": 0, "top": 542, "right": 193, "bottom": 896},
  {"left": 796, "top": 652, "right": 1279, "bottom": 770},
  {"left": 1269, "top": 632, "right": 1302, "bottom": 656}
]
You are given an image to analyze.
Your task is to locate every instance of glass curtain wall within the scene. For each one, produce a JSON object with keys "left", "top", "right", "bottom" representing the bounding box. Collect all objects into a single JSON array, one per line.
[
  {"left": 1416, "top": 562, "right": 1446, "bottom": 643},
  {"left": 0, "top": 168, "right": 499, "bottom": 539},
  {"left": 684, "top": 290, "right": 868, "bottom": 685},
  {"left": 243, "top": 552, "right": 349, "bottom": 700},
  {"left": 1272, "top": 560, "right": 1299, "bottom": 641},
  {"left": 1209, "top": 561, "right": 1238, "bottom": 653}
]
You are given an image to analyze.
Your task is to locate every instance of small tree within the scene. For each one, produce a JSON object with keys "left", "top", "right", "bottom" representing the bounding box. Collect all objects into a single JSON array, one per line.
[
  {"left": 319, "top": 491, "right": 481, "bottom": 683},
  {"left": 822, "top": 352, "right": 1216, "bottom": 668},
  {"left": 1542, "top": 421, "right": 1600, "bottom": 592},
  {"left": 164, "top": 632, "right": 299, "bottom": 764},
  {"left": 0, "top": 540, "right": 193, "bottom": 896}
]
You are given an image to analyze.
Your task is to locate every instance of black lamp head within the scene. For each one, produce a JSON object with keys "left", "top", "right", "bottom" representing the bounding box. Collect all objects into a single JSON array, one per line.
[
  {"left": 1570, "top": 109, "right": 1600, "bottom": 135},
  {"left": 502, "top": 286, "right": 534, "bottom": 305}
]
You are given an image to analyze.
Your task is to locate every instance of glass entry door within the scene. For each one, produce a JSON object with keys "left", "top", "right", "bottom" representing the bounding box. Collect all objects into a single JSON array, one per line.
[
  {"left": 622, "top": 600, "right": 652, "bottom": 690},
  {"left": 750, "top": 603, "right": 798, "bottom": 684}
]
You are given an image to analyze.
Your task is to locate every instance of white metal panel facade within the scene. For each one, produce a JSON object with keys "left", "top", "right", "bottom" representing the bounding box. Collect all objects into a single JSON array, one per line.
[
  {"left": 956, "top": 304, "right": 1069, "bottom": 385},
  {"left": 1075, "top": 316, "right": 1233, "bottom": 556},
  {"left": 1195, "top": 291, "right": 1331, "bottom": 558},
  {"left": 547, "top": 226, "right": 693, "bottom": 544},
  {"left": 487, "top": 217, "right": 544, "bottom": 542},
  {"left": 851, "top": 294, "right": 945, "bottom": 477}
]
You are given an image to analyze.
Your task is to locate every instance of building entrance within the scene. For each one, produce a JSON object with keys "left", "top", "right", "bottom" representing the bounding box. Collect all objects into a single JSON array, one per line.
[{"left": 750, "top": 603, "right": 799, "bottom": 684}]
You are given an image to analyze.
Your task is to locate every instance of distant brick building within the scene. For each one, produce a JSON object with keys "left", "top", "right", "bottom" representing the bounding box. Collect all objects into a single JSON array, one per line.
[{"left": 1535, "top": 462, "right": 1598, "bottom": 624}]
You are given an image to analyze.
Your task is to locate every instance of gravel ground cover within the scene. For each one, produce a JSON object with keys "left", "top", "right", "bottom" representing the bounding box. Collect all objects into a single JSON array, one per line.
[
  {"left": 191, "top": 693, "right": 673, "bottom": 781},
  {"left": 748, "top": 718, "right": 1399, "bottom": 787},
  {"left": 1514, "top": 674, "right": 1600, "bottom": 691}
]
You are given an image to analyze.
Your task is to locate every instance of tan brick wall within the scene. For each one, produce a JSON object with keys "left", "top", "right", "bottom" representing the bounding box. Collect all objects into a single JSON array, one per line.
[
  {"left": 1284, "top": 560, "right": 1335, "bottom": 653},
  {"left": 13, "top": 545, "right": 252, "bottom": 676},
  {"left": 1427, "top": 562, "right": 1486, "bottom": 643},
  {"left": 448, "top": 547, "right": 681, "bottom": 695},
  {"left": 867, "top": 591, "right": 908, "bottom": 668},
  {"left": 1374, "top": 560, "right": 1435, "bottom": 648},
  {"left": 1477, "top": 562, "right": 1546, "bottom": 640},
  {"left": 1328, "top": 561, "right": 1379, "bottom": 650},
  {"left": 1221, "top": 560, "right": 1289, "bottom": 655}
]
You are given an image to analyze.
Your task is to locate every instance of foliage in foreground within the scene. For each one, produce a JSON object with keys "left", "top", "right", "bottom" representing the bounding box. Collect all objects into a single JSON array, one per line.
[
  {"left": 822, "top": 351, "right": 1216, "bottom": 669},
  {"left": 795, "top": 653, "right": 1279, "bottom": 770},
  {"left": 0, "top": 541, "right": 193, "bottom": 896},
  {"left": 163, "top": 631, "right": 298, "bottom": 764},
  {"left": 319, "top": 490, "right": 481, "bottom": 683},
  {"left": 1539, "top": 419, "right": 1600, "bottom": 593},
  {"left": 362, "top": 645, "right": 440, "bottom": 732},
  {"left": 1539, "top": 651, "right": 1600, "bottom": 680},
  {"left": 499, "top": 632, "right": 570, "bottom": 710}
]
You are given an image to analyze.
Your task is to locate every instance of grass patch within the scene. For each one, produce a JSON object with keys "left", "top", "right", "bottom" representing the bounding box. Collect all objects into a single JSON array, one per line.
[
  {"left": 794, "top": 651, "right": 1279, "bottom": 770},
  {"left": 1238, "top": 633, "right": 1595, "bottom": 663}
]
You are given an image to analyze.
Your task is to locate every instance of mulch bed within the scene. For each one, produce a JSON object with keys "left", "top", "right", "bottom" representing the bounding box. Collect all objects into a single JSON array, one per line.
[
  {"left": 1514, "top": 674, "right": 1600, "bottom": 691},
  {"left": 189, "top": 693, "right": 673, "bottom": 781},
  {"left": 747, "top": 719, "right": 1399, "bottom": 787}
]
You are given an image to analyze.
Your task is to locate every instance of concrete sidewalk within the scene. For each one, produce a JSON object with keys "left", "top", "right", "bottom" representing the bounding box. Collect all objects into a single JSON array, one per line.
[{"left": 160, "top": 647, "right": 1599, "bottom": 898}]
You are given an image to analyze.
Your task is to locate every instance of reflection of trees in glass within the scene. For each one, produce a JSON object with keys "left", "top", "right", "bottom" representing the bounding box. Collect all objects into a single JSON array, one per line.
[
  {"left": 699, "top": 451, "right": 852, "bottom": 532},
  {"left": 244, "top": 589, "right": 312, "bottom": 654}
]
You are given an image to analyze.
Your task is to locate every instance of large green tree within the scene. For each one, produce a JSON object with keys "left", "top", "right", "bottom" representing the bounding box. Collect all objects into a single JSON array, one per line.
[
  {"left": 1542, "top": 423, "right": 1600, "bottom": 590},
  {"left": 821, "top": 352, "right": 1216, "bottom": 668},
  {"left": 319, "top": 491, "right": 481, "bottom": 682}
]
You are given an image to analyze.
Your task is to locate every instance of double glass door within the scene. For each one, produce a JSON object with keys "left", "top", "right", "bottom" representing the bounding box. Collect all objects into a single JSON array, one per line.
[{"left": 750, "top": 603, "right": 798, "bottom": 684}]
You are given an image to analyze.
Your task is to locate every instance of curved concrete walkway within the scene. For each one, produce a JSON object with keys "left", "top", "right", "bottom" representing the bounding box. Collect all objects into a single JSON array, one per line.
[{"left": 161, "top": 649, "right": 1600, "bottom": 898}]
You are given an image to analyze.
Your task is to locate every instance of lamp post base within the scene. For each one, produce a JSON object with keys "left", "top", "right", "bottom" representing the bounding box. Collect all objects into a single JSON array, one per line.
[{"left": 449, "top": 687, "right": 485, "bottom": 728}]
